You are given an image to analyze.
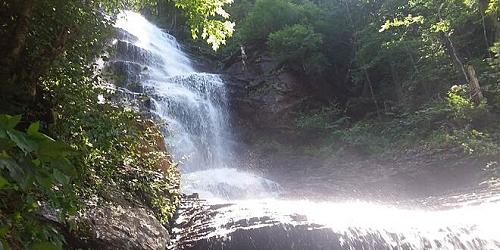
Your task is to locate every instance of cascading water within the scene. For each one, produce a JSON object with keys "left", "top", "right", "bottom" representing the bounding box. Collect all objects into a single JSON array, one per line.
[
  {"left": 113, "top": 11, "right": 280, "bottom": 199},
  {"left": 115, "top": 11, "right": 229, "bottom": 170},
  {"left": 112, "top": 11, "right": 500, "bottom": 250}
]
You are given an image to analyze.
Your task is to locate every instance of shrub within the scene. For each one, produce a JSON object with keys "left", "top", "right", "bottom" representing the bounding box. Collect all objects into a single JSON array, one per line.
[
  {"left": 237, "top": 0, "right": 303, "bottom": 44},
  {"left": 0, "top": 114, "right": 76, "bottom": 249},
  {"left": 295, "top": 105, "right": 343, "bottom": 130},
  {"left": 268, "top": 24, "right": 328, "bottom": 74}
]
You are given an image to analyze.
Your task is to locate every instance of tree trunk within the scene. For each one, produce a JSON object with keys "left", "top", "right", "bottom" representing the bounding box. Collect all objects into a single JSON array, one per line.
[
  {"left": 0, "top": 0, "right": 35, "bottom": 115},
  {"left": 438, "top": 3, "right": 469, "bottom": 84},
  {"left": 441, "top": 33, "right": 469, "bottom": 84},
  {"left": 479, "top": 0, "right": 492, "bottom": 57},
  {"left": 481, "top": 0, "right": 500, "bottom": 42},
  {"left": 466, "top": 65, "right": 484, "bottom": 105},
  {"left": 364, "top": 69, "right": 381, "bottom": 118},
  {"left": 390, "top": 62, "right": 402, "bottom": 102},
  {"left": 1, "top": 0, "right": 34, "bottom": 70}
]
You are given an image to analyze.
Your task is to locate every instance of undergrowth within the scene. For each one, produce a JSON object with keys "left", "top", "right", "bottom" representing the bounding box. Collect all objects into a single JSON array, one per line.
[{"left": 296, "top": 85, "right": 500, "bottom": 156}]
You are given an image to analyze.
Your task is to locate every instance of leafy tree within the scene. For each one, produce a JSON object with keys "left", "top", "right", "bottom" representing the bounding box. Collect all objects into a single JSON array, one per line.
[
  {"left": 268, "top": 24, "right": 328, "bottom": 75},
  {"left": 174, "top": 0, "right": 235, "bottom": 50},
  {"left": 237, "top": 0, "right": 304, "bottom": 44},
  {"left": 0, "top": 114, "right": 76, "bottom": 249}
]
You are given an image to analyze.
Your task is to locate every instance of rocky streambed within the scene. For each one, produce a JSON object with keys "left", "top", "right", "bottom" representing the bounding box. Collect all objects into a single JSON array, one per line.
[
  {"left": 168, "top": 145, "right": 500, "bottom": 250},
  {"left": 169, "top": 188, "right": 500, "bottom": 250}
]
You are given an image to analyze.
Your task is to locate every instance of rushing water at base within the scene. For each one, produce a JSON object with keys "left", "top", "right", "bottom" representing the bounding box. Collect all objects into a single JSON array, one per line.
[
  {"left": 172, "top": 197, "right": 500, "bottom": 250},
  {"left": 114, "top": 11, "right": 500, "bottom": 250}
]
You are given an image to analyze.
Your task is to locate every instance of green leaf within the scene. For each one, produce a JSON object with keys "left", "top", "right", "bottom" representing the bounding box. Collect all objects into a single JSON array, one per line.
[
  {"left": 0, "top": 157, "right": 25, "bottom": 181},
  {"left": 27, "top": 122, "right": 52, "bottom": 140},
  {"left": 52, "top": 169, "right": 70, "bottom": 185},
  {"left": 49, "top": 158, "right": 76, "bottom": 176},
  {"left": 0, "top": 175, "right": 9, "bottom": 189},
  {"left": 32, "top": 158, "right": 41, "bottom": 167},
  {"left": 27, "top": 122, "right": 40, "bottom": 135},
  {"left": 0, "top": 114, "right": 21, "bottom": 130},
  {"left": 7, "top": 130, "right": 38, "bottom": 154},
  {"left": 34, "top": 174, "right": 53, "bottom": 189},
  {"left": 0, "top": 127, "right": 7, "bottom": 139},
  {"left": 38, "top": 141, "right": 72, "bottom": 158},
  {"left": 31, "top": 241, "right": 61, "bottom": 250}
]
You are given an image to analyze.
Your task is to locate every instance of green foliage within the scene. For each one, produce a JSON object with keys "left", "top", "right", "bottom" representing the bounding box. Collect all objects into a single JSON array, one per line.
[
  {"left": 48, "top": 69, "right": 181, "bottom": 222},
  {"left": 0, "top": 114, "right": 75, "bottom": 249},
  {"left": 443, "top": 128, "right": 499, "bottom": 155},
  {"left": 447, "top": 85, "right": 487, "bottom": 121},
  {"left": 174, "top": 0, "right": 235, "bottom": 50},
  {"left": 122, "top": 166, "right": 180, "bottom": 224},
  {"left": 295, "top": 105, "right": 343, "bottom": 130},
  {"left": 237, "top": 0, "right": 302, "bottom": 44},
  {"left": 227, "top": 0, "right": 500, "bottom": 159},
  {"left": 268, "top": 24, "right": 328, "bottom": 75},
  {"left": 337, "top": 91, "right": 499, "bottom": 155},
  {"left": 1, "top": 0, "right": 188, "bottom": 247}
]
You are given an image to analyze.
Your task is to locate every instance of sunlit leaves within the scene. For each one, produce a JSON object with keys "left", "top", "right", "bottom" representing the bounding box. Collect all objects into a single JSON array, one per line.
[
  {"left": 0, "top": 114, "right": 76, "bottom": 248},
  {"left": 174, "top": 0, "right": 235, "bottom": 50},
  {"left": 486, "top": 0, "right": 499, "bottom": 14},
  {"left": 379, "top": 15, "right": 424, "bottom": 32}
]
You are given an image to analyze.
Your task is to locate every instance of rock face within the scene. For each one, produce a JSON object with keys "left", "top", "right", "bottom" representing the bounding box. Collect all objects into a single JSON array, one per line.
[
  {"left": 57, "top": 25, "right": 182, "bottom": 248},
  {"left": 40, "top": 180, "right": 174, "bottom": 250},
  {"left": 50, "top": 157, "right": 179, "bottom": 250},
  {"left": 223, "top": 53, "right": 311, "bottom": 134},
  {"left": 71, "top": 203, "right": 170, "bottom": 250}
]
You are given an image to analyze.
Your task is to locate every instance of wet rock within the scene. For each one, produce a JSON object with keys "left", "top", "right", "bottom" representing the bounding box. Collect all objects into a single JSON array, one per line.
[
  {"left": 224, "top": 55, "right": 310, "bottom": 135},
  {"left": 73, "top": 203, "right": 170, "bottom": 250},
  {"left": 115, "top": 40, "right": 158, "bottom": 65},
  {"left": 104, "top": 61, "right": 146, "bottom": 92},
  {"left": 39, "top": 187, "right": 172, "bottom": 250},
  {"left": 116, "top": 28, "right": 139, "bottom": 43}
]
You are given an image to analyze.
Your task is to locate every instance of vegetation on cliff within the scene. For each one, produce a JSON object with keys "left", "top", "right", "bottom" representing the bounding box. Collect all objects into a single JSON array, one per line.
[
  {"left": 0, "top": 0, "right": 233, "bottom": 248},
  {"left": 163, "top": 0, "right": 500, "bottom": 158}
]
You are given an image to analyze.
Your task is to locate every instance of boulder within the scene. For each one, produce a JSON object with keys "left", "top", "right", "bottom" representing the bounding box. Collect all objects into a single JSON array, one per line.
[{"left": 72, "top": 203, "right": 169, "bottom": 250}]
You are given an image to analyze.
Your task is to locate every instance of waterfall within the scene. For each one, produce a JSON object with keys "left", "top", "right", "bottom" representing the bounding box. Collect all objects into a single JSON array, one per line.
[
  {"left": 114, "top": 11, "right": 230, "bottom": 171},
  {"left": 113, "top": 11, "right": 280, "bottom": 199},
  {"left": 111, "top": 12, "right": 500, "bottom": 250}
]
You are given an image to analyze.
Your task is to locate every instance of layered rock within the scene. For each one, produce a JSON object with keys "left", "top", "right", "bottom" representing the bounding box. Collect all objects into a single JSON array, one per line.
[{"left": 224, "top": 54, "right": 311, "bottom": 134}]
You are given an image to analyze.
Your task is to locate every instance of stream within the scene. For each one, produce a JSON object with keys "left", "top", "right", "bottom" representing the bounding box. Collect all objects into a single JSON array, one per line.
[{"left": 113, "top": 11, "right": 500, "bottom": 250}]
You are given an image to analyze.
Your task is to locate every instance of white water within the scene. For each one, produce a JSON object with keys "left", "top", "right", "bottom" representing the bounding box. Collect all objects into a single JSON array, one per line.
[
  {"left": 182, "top": 168, "right": 283, "bottom": 199},
  {"left": 115, "top": 11, "right": 229, "bottom": 170},
  {"left": 115, "top": 12, "right": 500, "bottom": 250},
  {"left": 191, "top": 198, "right": 500, "bottom": 250},
  {"left": 114, "top": 11, "right": 280, "bottom": 198}
]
